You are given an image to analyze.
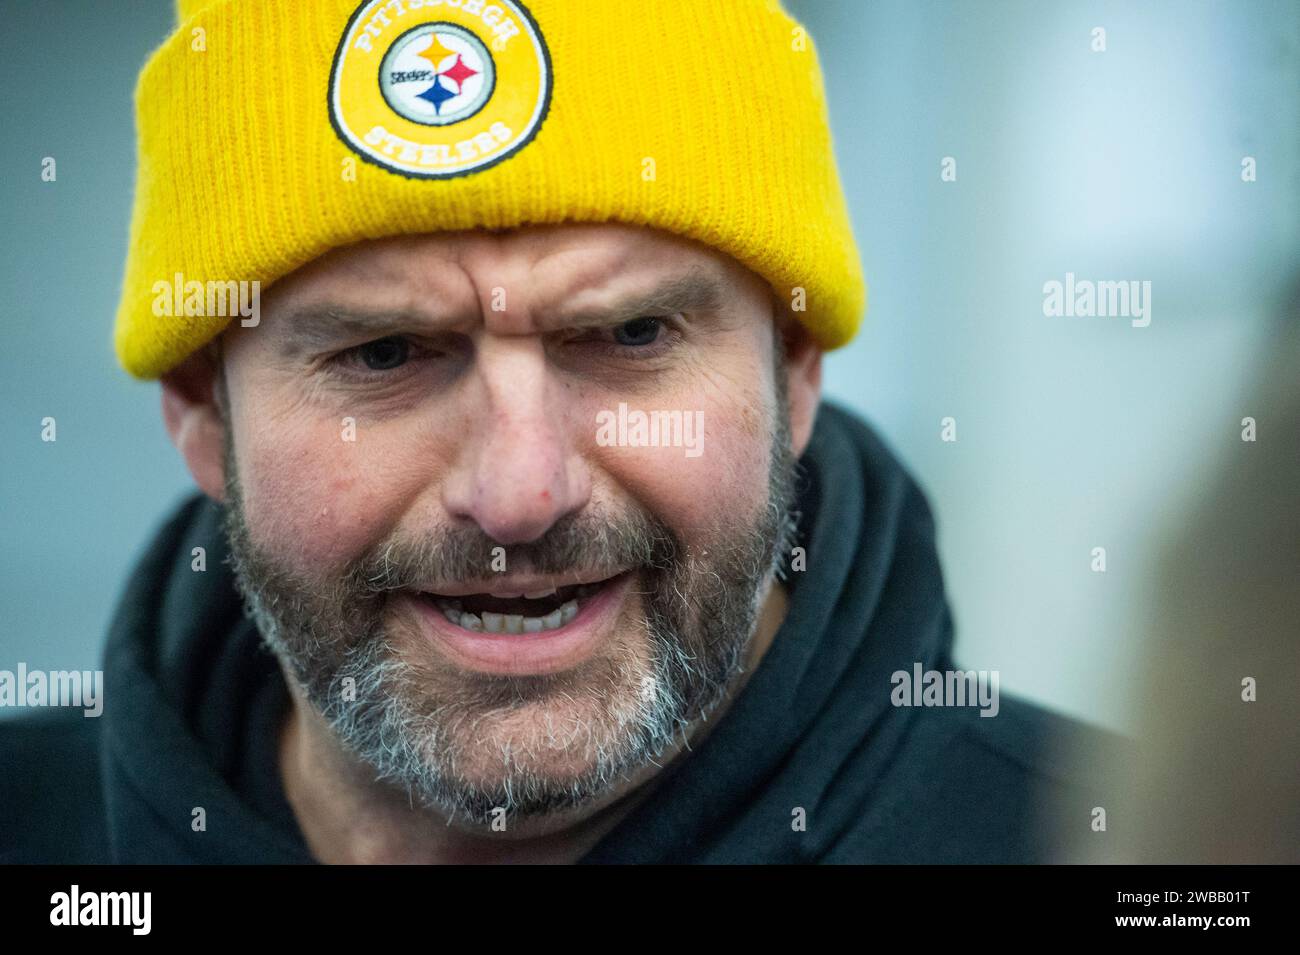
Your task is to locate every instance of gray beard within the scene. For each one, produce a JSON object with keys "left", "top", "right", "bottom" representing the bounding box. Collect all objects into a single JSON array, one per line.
[{"left": 220, "top": 394, "right": 798, "bottom": 826}]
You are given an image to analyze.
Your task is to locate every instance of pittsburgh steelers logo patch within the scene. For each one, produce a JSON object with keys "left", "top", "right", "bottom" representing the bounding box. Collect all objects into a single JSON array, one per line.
[{"left": 329, "top": 0, "right": 551, "bottom": 179}]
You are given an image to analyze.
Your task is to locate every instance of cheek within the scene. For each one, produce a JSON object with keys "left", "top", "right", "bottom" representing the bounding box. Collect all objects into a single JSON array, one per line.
[
  {"left": 236, "top": 418, "right": 420, "bottom": 575},
  {"left": 597, "top": 385, "right": 772, "bottom": 540}
]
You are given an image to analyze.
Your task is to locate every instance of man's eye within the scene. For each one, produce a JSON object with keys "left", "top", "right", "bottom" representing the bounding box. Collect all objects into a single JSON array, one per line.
[
  {"left": 611, "top": 317, "right": 663, "bottom": 347},
  {"left": 354, "top": 336, "right": 410, "bottom": 370}
]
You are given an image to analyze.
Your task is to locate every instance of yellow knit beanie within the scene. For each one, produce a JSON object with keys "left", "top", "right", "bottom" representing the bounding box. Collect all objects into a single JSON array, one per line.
[{"left": 114, "top": 0, "right": 866, "bottom": 379}]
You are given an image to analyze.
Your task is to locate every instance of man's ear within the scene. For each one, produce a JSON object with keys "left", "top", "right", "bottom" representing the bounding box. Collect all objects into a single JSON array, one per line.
[
  {"left": 779, "top": 319, "right": 823, "bottom": 459},
  {"left": 160, "top": 342, "right": 229, "bottom": 503}
]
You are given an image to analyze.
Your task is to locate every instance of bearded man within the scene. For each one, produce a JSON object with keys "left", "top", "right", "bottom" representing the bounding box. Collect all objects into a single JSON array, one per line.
[{"left": 0, "top": 0, "right": 1120, "bottom": 864}]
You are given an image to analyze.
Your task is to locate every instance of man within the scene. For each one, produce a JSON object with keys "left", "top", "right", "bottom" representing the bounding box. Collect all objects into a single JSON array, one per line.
[{"left": 1, "top": 0, "right": 1122, "bottom": 864}]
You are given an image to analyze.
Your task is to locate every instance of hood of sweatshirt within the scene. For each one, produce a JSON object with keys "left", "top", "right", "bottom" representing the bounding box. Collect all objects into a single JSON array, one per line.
[{"left": 48, "top": 401, "right": 1108, "bottom": 863}]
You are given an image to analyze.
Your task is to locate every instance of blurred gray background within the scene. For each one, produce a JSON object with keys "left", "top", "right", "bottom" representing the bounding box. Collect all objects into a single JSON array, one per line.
[{"left": 2, "top": 0, "right": 1297, "bottom": 730}]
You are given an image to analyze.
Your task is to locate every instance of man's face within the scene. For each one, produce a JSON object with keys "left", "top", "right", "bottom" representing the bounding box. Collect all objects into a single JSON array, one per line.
[{"left": 205, "top": 222, "right": 808, "bottom": 825}]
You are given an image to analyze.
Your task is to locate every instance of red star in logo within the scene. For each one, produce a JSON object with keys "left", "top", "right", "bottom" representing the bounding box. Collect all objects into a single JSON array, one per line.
[{"left": 440, "top": 54, "right": 479, "bottom": 93}]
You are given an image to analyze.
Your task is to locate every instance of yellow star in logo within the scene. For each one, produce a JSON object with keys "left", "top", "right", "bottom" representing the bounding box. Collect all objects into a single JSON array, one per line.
[{"left": 418, "top": 33, "right": 458, "bottom": 70}]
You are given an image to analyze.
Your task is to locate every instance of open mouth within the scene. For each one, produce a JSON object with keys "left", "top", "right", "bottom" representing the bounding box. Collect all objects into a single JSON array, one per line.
[{"left": 414, "top": 575, "right": 623, "bottom": 635}]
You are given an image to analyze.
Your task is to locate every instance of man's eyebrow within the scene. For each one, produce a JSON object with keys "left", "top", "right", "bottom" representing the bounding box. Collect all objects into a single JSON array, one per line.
[
  {"left": 547, "top": 269, "right": 729, "bottom": 326},
  {"left": 274, "top": 307, "right": 437, "bottom": 356}
]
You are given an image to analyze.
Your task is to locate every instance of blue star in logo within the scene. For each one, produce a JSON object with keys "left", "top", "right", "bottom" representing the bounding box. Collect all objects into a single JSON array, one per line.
[{"left": 415, "top": 76, "right": 457, "bottom": 114}]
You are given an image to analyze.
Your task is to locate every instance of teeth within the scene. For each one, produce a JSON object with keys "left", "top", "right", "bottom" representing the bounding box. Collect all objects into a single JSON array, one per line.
[{"left": 435, "top": 598, "right": 580, "bottom": 634}]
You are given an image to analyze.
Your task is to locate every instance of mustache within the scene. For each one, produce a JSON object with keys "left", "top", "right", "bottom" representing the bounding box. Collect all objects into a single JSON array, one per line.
[{"left": 347, "top": 505, "right": 683, "bottom": 596}]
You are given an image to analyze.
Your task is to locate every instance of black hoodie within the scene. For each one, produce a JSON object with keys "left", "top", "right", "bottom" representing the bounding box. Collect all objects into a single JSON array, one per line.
[{"left": 0, "top": 403, "right": 1126, "bottom": 863}]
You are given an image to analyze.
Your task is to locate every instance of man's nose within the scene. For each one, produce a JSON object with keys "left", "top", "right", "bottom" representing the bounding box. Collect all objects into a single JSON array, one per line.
[{"left": 440, "top": 341, "right": 591, "bottom": 546}]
